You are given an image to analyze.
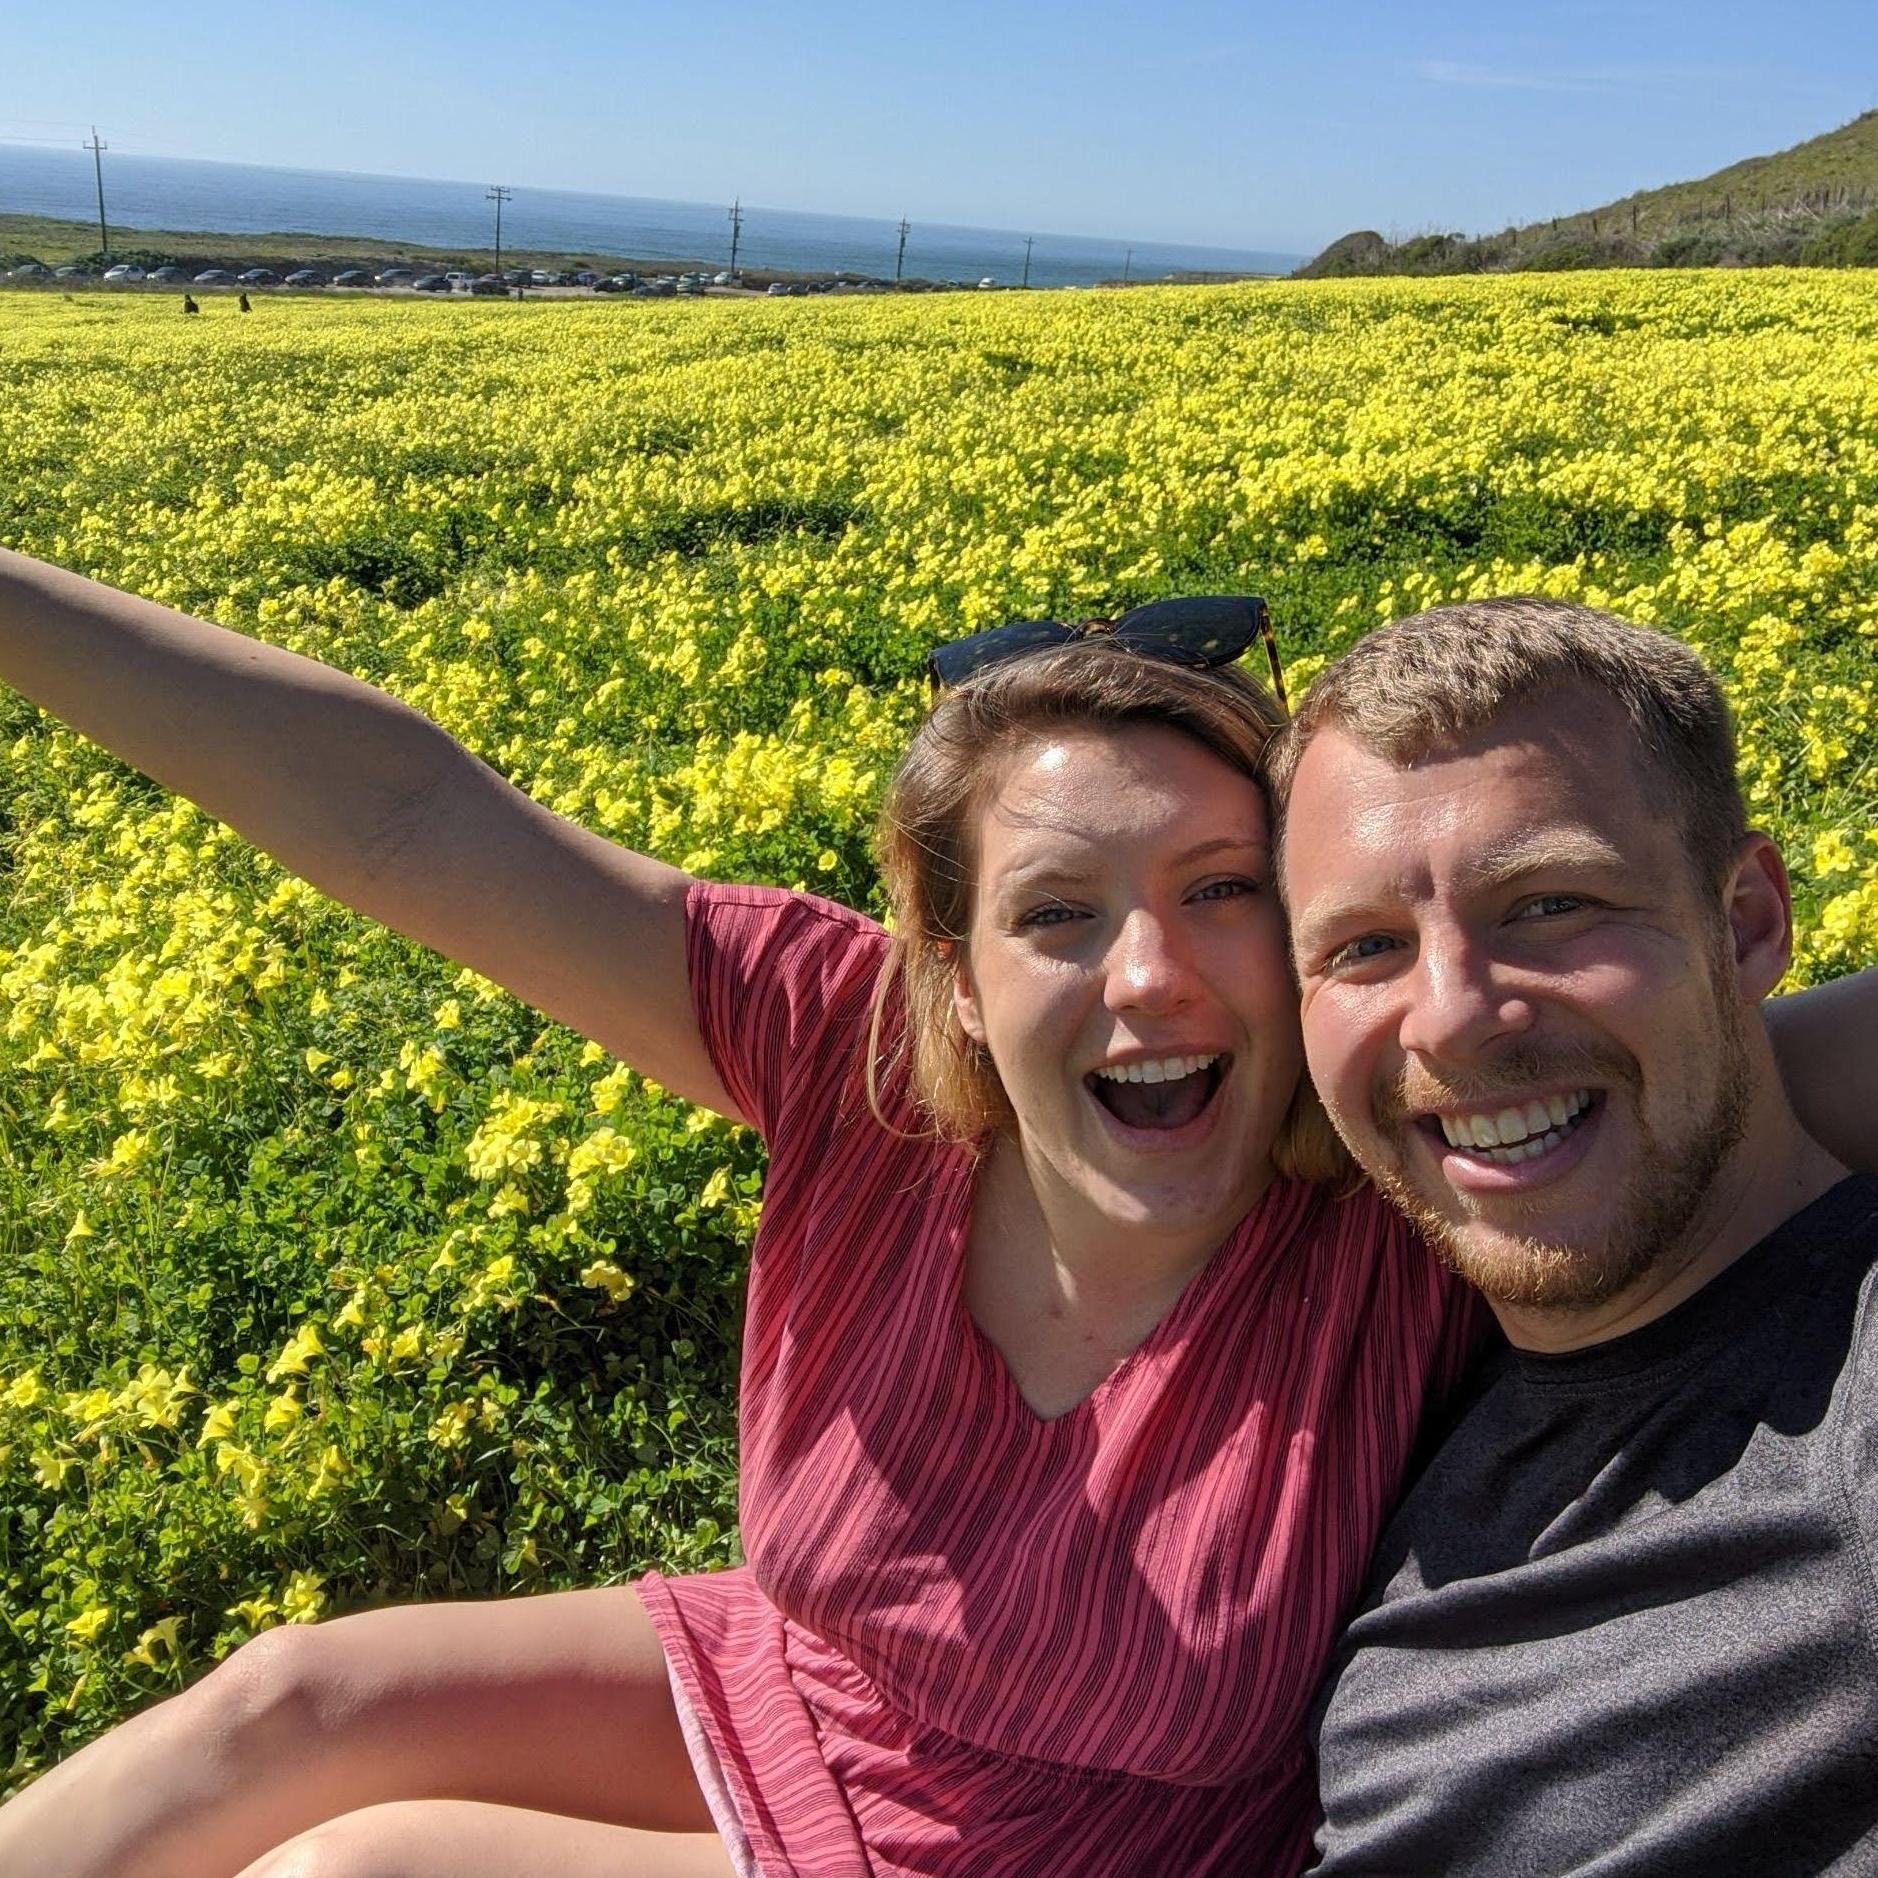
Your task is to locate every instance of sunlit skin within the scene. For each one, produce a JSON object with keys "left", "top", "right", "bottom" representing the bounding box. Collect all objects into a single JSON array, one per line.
[
  {"left": 951, "top": 725, "right": 1302, "bottom": 1410},
  {"left": 1282, "top": 688, "right": 1844, "bottom": 1352}
]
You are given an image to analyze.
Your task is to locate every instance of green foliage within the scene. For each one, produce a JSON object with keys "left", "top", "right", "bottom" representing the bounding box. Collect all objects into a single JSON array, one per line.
[{"left": 1799, "top": 210, "right": 1878, "bottom": 267}]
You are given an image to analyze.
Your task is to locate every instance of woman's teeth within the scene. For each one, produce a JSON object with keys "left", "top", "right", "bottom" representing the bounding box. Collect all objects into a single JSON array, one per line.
[
  {"left": 1438, "top": 1089, "right": 1592, "bottom": 1164},
  {"left": 1092, "top": 1053, "right": 1219, "bottom": 1086}
]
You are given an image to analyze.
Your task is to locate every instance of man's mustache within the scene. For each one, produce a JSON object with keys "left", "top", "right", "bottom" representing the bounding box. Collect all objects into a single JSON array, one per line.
[{"left": 1373, "top": 1041, "right": 1640, "bottom": 1131}]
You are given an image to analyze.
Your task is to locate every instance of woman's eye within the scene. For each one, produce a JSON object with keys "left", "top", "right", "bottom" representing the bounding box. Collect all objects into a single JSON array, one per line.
[
  {"left": 1018, "top": 903, "right": 1079, "bottom": 929},
  {"left": 1190, "top": 877, "right": 1257, "bottom": 904}
]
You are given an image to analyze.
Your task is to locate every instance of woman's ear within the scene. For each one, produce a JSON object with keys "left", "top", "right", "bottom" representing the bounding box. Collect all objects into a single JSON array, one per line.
[
  {"left": 1723, "top": 832, "right": 1793, "bottom": 1003},
  {"left": 950, "top": 945, "right": 988, "bottom": 1047}
]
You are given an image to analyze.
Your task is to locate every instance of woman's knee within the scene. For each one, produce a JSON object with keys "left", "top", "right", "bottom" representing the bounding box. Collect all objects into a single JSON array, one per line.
[{"left": 231, "top": 1803, "right": 407, "bottom": 1878}]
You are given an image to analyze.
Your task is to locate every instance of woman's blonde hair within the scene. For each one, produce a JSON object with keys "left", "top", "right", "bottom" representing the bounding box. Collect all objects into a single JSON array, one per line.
[{"left": 867, "top": 638, "right": 1350, "bottom": 1184}]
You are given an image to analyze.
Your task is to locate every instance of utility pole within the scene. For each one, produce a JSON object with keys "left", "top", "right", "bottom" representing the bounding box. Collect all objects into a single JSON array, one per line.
[
  {"left": 895, "top": 216, "right": 910, "bottom": 281},
  {"left": 1122, "top": 246, "right": 1133, "bottom": 284},
  {"left": 486, "top": 185, "right": 512, "bottom": 272},
  {"left": 85, "top": 127, "right": 109, "bottom": 260},
  {"left": 728, "top": 198, "right": 744, "bottom": 276},
  {"left": 1022, "top": 236, "right": 1034, "bottom": 288}
]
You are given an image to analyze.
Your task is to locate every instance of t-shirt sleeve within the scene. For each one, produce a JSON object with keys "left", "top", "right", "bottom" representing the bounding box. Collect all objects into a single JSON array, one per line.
[
  {"left": 685, "top": 878, "right": 891, "bottom": 1147},
  {"left": 1840, "top": 1234, "right": 1878, "bottom": 1603}
]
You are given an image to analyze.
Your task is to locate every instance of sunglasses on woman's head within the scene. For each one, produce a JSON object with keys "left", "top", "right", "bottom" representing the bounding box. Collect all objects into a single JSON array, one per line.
[{"left": 925, "top": 594, "right": 1287, "bottom": 710}]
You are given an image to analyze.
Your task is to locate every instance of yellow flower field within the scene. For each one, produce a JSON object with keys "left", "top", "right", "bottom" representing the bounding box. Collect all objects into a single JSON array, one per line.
[{"left": 1, "top": 273, "right": 1875, "bottom": 1781}]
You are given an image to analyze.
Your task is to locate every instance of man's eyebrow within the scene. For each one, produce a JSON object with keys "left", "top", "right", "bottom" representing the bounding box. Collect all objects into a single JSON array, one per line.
[{"left": 1458, "top": 831, "right": 1629, "bottom": 890}]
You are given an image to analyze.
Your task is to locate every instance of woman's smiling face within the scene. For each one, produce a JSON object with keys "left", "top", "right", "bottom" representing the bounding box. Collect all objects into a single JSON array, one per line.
[{"left": 952, "top": 722, "right": 1302, "bottom": 1246}]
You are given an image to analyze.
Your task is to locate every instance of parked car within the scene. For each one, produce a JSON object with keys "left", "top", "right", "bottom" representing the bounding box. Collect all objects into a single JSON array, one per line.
[
  {"left": 713, "top": 271, "right": 734, "bottom": 285},
  {"left": 503, "top": 269, "right": 532, "bottom": 286},
  {"left": 592, "top": 276, "right": 625, "bottom": 293},
  {"left": 149, "top": 265, "right": 189, "bottom": 282},
  {"left": 194, "top": 269, "right": 236, "bottom": 284},
  {"left": 333, "top": 269, "right": 373, "bottom": 286},
  {"left": 529, "top": 269, "right": 564, "bottom": 285},
  {"left": 376, "top": 268, "right": 414, "bottom": 285},
  {"left": 102, "top": 264, "right": 146, "bottom": 282},
  {"left": 54, "top": 264, "right": 92, "bottom": 279},
  {"left": 677, "top": 277, "right": 705, "bottom": 295},
  {"left": 411, "top": 274, "right": 451, "bottom": 292},
  {"left": 8, "top": 262, "right": 51, "bottom": 279},
  {"left": 468, "top": 275, "right": 509, "bottom": 297},
  {"left": 237, "top": 268, "right": 278, "bottom": 285},
  {"left": 572, "top": 270, "right": 600, "bottom": 286},
  {"left": 444, "top": 271, "right": 474, "bottom": 286},
  {"left": 765, "top": 281, "right": 791, "bottom": 296},
  {"left": 609, "top": 272, "right": 638, "bottom": 289},
  {"left": 978, "top": 277, "right": 997, "bottom": 289},
  {"left": 283, "top": 269, "right": 325, "bottom": 287}
]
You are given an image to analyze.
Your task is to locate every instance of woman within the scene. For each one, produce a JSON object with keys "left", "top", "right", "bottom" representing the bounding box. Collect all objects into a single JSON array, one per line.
[{"left": 0, "top": 551, "right": 1869, "bottom": 1878}]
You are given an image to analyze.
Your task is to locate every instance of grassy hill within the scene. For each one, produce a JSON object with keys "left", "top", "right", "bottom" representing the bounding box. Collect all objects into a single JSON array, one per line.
[{"left": 1301, "top": 111, "right": 1878, "bottom": 277}]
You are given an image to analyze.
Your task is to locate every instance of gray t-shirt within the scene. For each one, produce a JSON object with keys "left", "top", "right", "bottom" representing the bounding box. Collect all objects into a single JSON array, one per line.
[{"left": 1311, "top": 1175, "right": 1878, "bottom": 1877}]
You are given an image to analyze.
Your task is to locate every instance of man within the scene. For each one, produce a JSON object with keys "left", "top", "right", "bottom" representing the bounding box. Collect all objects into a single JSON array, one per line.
[{"left": 1269, "top": 597, "right": 1878, "bottom": 1875}]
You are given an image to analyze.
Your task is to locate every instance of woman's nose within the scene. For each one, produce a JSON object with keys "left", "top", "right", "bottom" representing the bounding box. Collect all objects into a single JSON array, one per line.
[{"left": 1105, "top": 909, "right": 1200, "bottom": 1014}]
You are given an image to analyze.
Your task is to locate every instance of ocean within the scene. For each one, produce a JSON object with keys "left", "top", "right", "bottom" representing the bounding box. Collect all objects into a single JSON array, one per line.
[{"left": 0, "top": 145, "right": 1300, "bottom": 289}]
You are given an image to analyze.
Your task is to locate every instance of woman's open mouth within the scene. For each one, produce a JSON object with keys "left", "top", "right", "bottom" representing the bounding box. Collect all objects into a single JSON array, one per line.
[{"left": 1087, "top": 1053, "right": 1230, "bottom": 1133}]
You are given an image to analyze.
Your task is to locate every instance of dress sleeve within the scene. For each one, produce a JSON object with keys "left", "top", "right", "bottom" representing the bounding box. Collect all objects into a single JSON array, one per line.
[{"left": 684, "top": 879, "right": 892, "bottom": 1147}]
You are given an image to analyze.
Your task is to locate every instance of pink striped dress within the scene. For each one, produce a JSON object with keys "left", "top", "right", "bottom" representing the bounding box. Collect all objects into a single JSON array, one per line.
[{"left": 637, "top": 884, "right": 1477, "bottom": 1877}]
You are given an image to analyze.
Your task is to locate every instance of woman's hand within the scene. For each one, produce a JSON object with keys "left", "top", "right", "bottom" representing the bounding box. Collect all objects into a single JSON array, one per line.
[{"left": 0, "top": 547, "right": 741, "bottom": 1118}]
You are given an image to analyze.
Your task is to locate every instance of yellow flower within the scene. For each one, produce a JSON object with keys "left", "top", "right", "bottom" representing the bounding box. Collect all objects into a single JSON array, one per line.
[
  {"left": 66, "top": 1604, "right": 113, "bottom": 1642},
  {"left": 280, "top": 1570, "right": 327, "bottom": 1624},
  {"left": 579, "top": 1260, "right": 636, "bottom": 1302},
  {"left": 266, "top": 1323, "right": 327, "bottom": 1381}
]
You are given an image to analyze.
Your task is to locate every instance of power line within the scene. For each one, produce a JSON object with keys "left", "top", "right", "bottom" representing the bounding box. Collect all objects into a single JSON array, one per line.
[
  {"left": 1122, "top": 246, "right": 1133, "bottom": 284},
  {"left": 728, "top": 198, "right": 743, "bottom": 276},
  {"left": 84, "top": 126, "right": 109, "bottom": 259},
  {"left": 486, "top": 185, "right": 511, "bottom": 271},
  {"left": 1022, "top": 235, "right": 1034, "bottom": 288},
  {"left": 895, "top": 216, "right": 910, "bottom": 281}
]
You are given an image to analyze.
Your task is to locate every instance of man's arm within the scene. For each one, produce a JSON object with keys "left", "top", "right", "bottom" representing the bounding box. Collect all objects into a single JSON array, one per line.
[
  {"left": 0, "top": 546, "right": 741, "bottom": 1117},
  {"left": 1769, "top": 971, "right": 1878, "bottom": 1175}
]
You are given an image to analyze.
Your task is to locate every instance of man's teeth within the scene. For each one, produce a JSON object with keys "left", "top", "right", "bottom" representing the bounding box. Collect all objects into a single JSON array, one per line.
[
  {"left": 1092, "top": 1053, "right": 1218, "bottom": 1086},
  {"left": 1438, "top": 1090, "right": 1592, "bottom": 1162}
]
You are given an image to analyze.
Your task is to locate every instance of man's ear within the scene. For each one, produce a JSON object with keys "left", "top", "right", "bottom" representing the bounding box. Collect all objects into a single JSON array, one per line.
[
  {"left": 1721, "top": 833, "right": 1793, "bottom": 1003},
  {"left": 947, "top": 942, "right": 988, "bottom": 1048}
]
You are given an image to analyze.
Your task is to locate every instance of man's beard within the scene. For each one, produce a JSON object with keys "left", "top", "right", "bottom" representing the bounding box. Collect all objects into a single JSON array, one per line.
[{"left": 1364, "top": 1007, "right": 1755, "bottom": 1314}]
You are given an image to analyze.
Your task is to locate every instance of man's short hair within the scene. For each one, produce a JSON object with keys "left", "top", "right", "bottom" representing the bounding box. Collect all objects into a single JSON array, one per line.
[{"left": 1263, "top": 596, "right": 1749, "bottom": 892}]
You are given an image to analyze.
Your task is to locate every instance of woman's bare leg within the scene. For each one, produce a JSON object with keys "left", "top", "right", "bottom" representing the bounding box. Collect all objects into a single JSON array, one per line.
[
  {"left": 232, "top": 1801, "right": 735, "bottom": 1878},
  {"left": 0, "top": 1586, "right": 718, "bottom": 1878}
]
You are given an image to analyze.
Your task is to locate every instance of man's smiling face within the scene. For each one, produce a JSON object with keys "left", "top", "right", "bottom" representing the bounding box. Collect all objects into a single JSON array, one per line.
[{"left": 1282, "top": 686, "right": 1773, "bottom": 1312}]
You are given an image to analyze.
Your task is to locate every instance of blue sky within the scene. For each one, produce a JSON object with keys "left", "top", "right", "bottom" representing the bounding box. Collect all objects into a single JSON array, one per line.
[{"left": 6, "top": 0, "right": 1877, "bottom": 255}]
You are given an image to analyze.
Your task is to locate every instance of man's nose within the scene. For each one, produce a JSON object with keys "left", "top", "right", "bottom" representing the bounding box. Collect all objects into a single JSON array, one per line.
[
  {"left": 1105, "top": 908, "right": 1200, "bottom": 1014},
  {"left": 1396, "top": 932, "right": 1534, "bottom": 1063}
]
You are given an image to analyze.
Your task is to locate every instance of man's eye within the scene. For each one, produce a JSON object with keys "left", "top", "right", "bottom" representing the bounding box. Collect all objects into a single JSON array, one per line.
[
  {"left": 1514, "top": 894, "right": 1589, "bottom": 920},
  {"left": 1328, "top": 933, "right": 1397, "bottom": 968}
]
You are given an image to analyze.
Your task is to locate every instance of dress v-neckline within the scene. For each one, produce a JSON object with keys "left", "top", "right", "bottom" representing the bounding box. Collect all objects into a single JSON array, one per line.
[{"left": 947, "top": 1145, "right": 1274, "bottom": 1429}]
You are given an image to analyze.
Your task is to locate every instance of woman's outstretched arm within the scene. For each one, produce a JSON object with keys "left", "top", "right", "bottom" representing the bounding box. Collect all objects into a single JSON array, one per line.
[
  {"left": 0, "top": 547, "right": 740, "bottom": 1118},
  {"left": 1769, "top": 969, "right": 1878, "bottom": 1175}
]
